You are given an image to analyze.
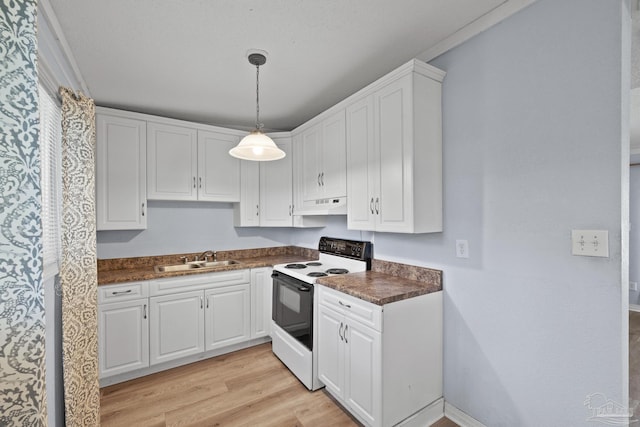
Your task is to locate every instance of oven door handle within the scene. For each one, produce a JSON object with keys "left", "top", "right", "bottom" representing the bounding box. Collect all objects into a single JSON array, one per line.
[{"left": 296, "top": 286, "right": 310, "bottom": 292}]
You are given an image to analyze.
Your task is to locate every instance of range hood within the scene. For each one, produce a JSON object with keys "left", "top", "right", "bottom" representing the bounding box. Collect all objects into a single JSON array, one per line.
[{"left": 298, "top": 196, "right": 347, "bottom": 216}]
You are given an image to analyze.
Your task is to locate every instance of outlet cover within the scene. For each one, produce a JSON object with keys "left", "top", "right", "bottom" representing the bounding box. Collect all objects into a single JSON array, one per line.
[
  {"left": 571, "top": 230, "right": 609, "bottom": 258},
  {"left": 456, "top": 240, "right": 469, "bottom": 258}
]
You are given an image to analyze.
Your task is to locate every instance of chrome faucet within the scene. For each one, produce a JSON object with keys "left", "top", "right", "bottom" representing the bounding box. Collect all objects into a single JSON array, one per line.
[{"left": 197, "top": 250, "right": 216, "bottom": 262}]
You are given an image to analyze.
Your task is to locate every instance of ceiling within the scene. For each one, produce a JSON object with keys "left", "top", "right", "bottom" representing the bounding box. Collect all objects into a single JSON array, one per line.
[{"left": 49, "top": 0, "right": 523, "bottom": 131}]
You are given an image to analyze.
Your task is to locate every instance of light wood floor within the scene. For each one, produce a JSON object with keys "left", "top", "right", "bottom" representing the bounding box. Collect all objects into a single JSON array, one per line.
[{"left": 100, "top": 343, "right": 458, "bottom": 427}]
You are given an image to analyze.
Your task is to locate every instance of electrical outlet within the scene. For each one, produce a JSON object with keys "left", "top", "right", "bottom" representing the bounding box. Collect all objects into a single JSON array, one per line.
[
  {"left": 631, "top": 282, "right": 638, "bottom": 292},
  {"left": 456, "top": 240, "right": 469, "bottom": 258},
  {"left": 571, "top": 230, "right": 609, "bottom": 258}
]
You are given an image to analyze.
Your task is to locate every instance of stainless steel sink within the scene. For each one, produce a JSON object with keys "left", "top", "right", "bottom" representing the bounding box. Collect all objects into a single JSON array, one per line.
[{"left": 154, "top": 260, "right": 240, "bottom": 273}]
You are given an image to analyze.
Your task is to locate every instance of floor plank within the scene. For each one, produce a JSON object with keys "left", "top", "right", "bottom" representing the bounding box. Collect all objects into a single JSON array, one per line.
[{"left": 100, "top": 343, "right": 457, "bottom": 426}]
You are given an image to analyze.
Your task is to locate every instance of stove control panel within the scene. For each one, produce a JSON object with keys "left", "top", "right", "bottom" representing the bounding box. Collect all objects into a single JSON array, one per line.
[{"left": 318, "top": 236, "right": 373, "bottom": 264}]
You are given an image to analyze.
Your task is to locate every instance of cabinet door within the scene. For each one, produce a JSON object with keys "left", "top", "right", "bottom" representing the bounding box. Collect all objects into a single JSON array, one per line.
[
  {"left": 300, "top": 123, "right": 323, "bottom": 202},
  {"left": 250, "top": 267, "right": 272, "bottom": 339},
  {"left": 259, "top": 137, "right": 293, "bottom": 226},
  {"left": 96, "top": 114, "right": 147, "bottom": 230},
  {"left": 346, "top": 96, "right": 377, "bottom": 231},
  {"left": 317, "top": 304, "right": 345, "bottom": 399},
  {"left": 375, "top": 76, "right": 413, "bottom": 232},
  {"left": 344, "top": 320, "right": 381, "bottom": 426},
  {"left": 147, "top": 122, "right": 198, "bottom": 200},
  {"left": 234, "top": 160, "right": 260, "bottom": 227},
  {"left": 205, "top": 284, "right": 250, "bottom": 351},
  {"left": 98, "top": 299, "right": 149, "bottom": 378},
  {"left": 321, "top": 110, "right": 347, "bottom": 199},
  {"left": 149, "top": 291, "right": 204, "bottom": 365},
  {"left": 198, "top": 130, "right": 240, "bottom": 202}
]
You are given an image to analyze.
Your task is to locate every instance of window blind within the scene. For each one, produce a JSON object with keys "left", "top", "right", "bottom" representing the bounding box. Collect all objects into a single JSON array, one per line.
[{"left": 39, "top": 83, "right": 62, "bottom": 278}]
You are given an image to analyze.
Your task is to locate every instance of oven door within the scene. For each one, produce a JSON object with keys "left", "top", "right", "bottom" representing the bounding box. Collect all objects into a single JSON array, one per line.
[{"left": 272, "top": 271, "right": 313, "bottom": 351}]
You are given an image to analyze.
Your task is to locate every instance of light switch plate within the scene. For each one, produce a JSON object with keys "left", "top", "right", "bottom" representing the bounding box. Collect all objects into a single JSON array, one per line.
[{"left": 571, "top": 230, "right": 609, "bottom": 257}]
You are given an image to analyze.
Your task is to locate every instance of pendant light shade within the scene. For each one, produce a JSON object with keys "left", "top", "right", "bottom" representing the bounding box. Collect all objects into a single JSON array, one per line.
[
  {"left": 229, "top": 129, "right": 285, "bottom": 161},
  {"left": 229, "top": 51, "right": 286, "bottom": 161}
]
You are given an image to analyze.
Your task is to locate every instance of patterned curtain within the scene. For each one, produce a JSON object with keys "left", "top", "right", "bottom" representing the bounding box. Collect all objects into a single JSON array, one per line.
[
  {"left": 59, "top": 87, "right": 100, "bottom": 426},
  {"left": 0, "top": 0, "right": 47, "bottom": 425}
]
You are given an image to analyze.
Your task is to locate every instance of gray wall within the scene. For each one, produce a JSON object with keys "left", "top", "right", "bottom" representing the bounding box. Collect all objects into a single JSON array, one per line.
[
  {"left": 96, "top": 0, "right": 629, "bottom": 425},
  {"left": 291, "top": 0, "right": 628, "bottom": 424}
]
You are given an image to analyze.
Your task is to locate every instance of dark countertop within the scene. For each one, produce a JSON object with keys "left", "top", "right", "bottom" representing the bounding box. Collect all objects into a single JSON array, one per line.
[
  {"left": 316, "top": 268, "right": 442, "bottom": 306},
  {"left": 98, "top": 248, "right": 443, "bottom": 306},
  {"left": 98, "top": 248, "right": 317, "bottom": 286}
]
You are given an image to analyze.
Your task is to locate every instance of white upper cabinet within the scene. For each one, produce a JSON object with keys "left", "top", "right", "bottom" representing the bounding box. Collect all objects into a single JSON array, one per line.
[
  {"left": 297, "top": 109, "right": 347, "bottom": 211},
  {"left": 259, "top": 137, "right": 293, "bottom": 227},
  {"left": 346, "top": 60, "right": 445, "bottom": 233},
  {"left": 346, "top": 96, "right": 376, "bottom": 231},
  {"left": 147, "top": 122, "right": 198, "bottom": 200},
  {"left": 147, "top": 122, "right": 241, "bottom": 202},
  {"left": 96, "top": 111, "right": 147, "bottom": 230},
  {"left": 197, "top": 130, "right": 240, "bottom": 202},
  {"left": 234, "top": 136, "right": 294, "bottom": 227}
]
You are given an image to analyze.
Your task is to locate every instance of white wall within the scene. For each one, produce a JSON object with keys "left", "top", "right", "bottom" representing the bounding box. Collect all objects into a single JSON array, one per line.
[
  {"left": 631, "top": 165, "right": 640, "bottom": 305},
  {"left": 97, "top": 201, "right": 290, "bottom": 258},
  {"left": 294, "top": 0, "right": 628, "bottom": 424}
]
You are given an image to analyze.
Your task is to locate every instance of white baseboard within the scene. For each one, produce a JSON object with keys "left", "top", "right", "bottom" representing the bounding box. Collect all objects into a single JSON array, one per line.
[
  {"left": 397, "top": 398, "right": 444, "bottom": 426},
  {"left": 444, "top": 402, "right": 487, "bottom": 427}
]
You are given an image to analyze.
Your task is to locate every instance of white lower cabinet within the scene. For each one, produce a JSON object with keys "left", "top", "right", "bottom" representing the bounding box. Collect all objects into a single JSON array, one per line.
[
  {"left": 317, "top": 285, "right": 442, "bottom": 427},
  {"left": 150, "top": 290, "right": 205, "bottom": 365},
  {"left": 98, "top": 282, "right": 150, "bottom": 379},
  {"left": 98, "top": 298, "right": 149, "bottom": 378},
  {"left": 250, "top": 267, "right": 273, "bottom": 339},
  {"left": 204, "top": 284, "right": 250, "bottom": 351},
  {"left": 99, "top": 268, "right": 273, "bottom": 384}
]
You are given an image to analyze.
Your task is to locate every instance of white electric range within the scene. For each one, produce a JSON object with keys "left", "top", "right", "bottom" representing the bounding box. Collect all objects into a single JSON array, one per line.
[{"left": 270, "top": 236, "right": 373, "bottom": 390}]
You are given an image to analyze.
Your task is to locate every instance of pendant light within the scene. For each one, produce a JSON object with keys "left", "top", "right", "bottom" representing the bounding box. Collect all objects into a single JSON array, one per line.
[{"left": 229, "top": 51, "right": 286, "bottom": 161}]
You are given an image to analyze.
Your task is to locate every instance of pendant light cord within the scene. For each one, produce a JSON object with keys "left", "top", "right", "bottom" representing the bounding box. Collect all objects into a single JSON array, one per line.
[{"left": 255, "top": 64, "right": 261, "bottom": 130}]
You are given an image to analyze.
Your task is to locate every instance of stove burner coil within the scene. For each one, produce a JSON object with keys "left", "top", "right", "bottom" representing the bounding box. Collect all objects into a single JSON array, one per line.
[
  {"left": 307, "top": 272, "right": 328, "bottom": 277},
  {"left": 306, "top": 262, "right": 322, "bottom": 266},
  {"left": 326, "top": 268, "right": 349, "bottom": 275},
  {"left": 285, "top": 263, "right": 307, "bottom": 269}
]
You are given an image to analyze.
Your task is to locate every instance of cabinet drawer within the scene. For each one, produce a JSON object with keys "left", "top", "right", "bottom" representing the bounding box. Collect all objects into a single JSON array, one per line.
[
  {"left": 99, "top": 282, "right": 148, "bottom": 304},
  {"left": 150, "top": 269, "right": 250, "bottom": 296},
  {"left": 318, "top": 285, "right": 382, "bottom": 331}
]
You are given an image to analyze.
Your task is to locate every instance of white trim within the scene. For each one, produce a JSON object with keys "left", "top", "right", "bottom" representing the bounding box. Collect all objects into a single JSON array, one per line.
[
  {"left": 37, "top": 0, "right": 90, "bottom": 95},
  {"left": 396, "top": 398, "right": 444, "bottom": 426},
  {"left": 444, "top": 402, "right": 488, "bottom": 427},
  {"left": 630, "top": 304, "right": 640, "bottom": 312},
  {"left": 417, "top": 0, "right": 537, "bottom": 62}
]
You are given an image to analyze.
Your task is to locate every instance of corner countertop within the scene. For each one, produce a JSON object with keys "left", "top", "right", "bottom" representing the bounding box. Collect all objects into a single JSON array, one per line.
[{"left": 316, "top": 259, "right": 442, "bottom": 305}]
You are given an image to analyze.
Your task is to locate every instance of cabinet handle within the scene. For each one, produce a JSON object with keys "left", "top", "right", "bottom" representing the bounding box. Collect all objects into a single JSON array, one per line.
[
  {"left": 317, "top": 173, "right": 321, "bottom": 187},
  {"left": 193, "top": 177, "right": 196, "bottom": 188},
  {"left": 338, "top": 300, "right": 352, "bottom": 309},
  {"left": 143, "top": 304, "right": 147, "bottom": 319},
  {"left": 344, "top": 324, "right": 349, "bottom": 344},
  {"left": 112, "top": 289, "right": 132, "bottom": 295},
  {"left": 321, "top": 172, "right": 324, "bottom": 186},
  {"left": 339, "top": 322, "right": 344, "bottom": 341},
  {"left": 206, "top": 297, "right": 209, "bottom": 309},
  {"left": 289, "top": 205, "right": 292, "bottom": 216},
  {"left": 256, "top": 204, "right": 259, "bottom": 216},
  {"left": 199, "top": 177, "right": 202, "bottom": 188},
  {"left": 200, "top": 296, "right": 203, "bottom": 309},
  {"left": 141, "top": 202, "right": 145, "bottom": 217},
  {"left": 370, "top": 198, "right": 374, "bottom": 214},
  {"left": 375, "top": 197, "right": 380, "bottom": 215}
]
